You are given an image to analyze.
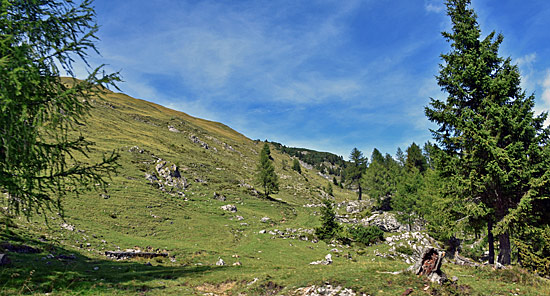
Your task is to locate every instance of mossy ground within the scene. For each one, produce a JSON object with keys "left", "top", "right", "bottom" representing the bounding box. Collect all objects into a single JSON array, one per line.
[{"left": 1, "top": 90, "right": 549, "bottom": 295}]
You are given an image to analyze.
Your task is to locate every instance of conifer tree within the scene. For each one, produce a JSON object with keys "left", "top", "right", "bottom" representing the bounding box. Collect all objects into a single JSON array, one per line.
[
  {"left": 0, "top": 0, "right": 120, "bottom": 219},
  {"left": 346, "top": 148, "right": 367, "bottom": 200},
  {"left": 292, "top": 158, "right": 301, "bottom": 174},
  {"left": 257, "top": 143, "right": 279, "bottom": 197},
  {"left": 405, "top": 142, "right": 427, "bottom": 173},
  {"left": 425, "top": 0, "right": 550, "bottom": 265}
]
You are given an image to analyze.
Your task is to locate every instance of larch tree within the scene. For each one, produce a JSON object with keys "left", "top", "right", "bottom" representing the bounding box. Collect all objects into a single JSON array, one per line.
[
  {"left": 1, "top": 0, "right": 120, "bottom": 220},
  {"left": 425, "top": 0, "right": 549, "bottom": 265},
  {"left": 257, "top": 143, "right": 279, "bottom": 197},
  {"left": 346, "top": 148, "right": 367, "bottom": 200}
]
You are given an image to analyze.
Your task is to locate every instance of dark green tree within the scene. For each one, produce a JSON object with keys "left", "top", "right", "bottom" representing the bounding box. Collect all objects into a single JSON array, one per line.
[
  {"left": 405, "top": 142, "right": 427, "bottom": 173},
  {"left": 392, "top": 167, "right": 423, "bottom": 231},
  {"left": 332, "top": 176, "right": 338, "bottom": 186},
  {"left": 395, "top": 147, "right": 405, "bottom": 167},
  {"left": 292, "top": 158, "right": 301, "bottom": 174},
  {"left": 257, "top": 143, "right": 279, "bottom": 196},
  {"left": 0, "top": 0, "right": 120, "bottom": 219},
  {"left": 425, "top": 0, "right": 550, "bottom": 265},
  {"left": 346, "top": 148, "right": 367, "bottom": 200},
  {"left": 315, "top": 199, "right": 341, "bottom": 242},
  {"left": 363, "top": 149, "right": 400, "bottom": 210},
  {"left": 325, "top": 182, "right": 333, "bottom": 196}
]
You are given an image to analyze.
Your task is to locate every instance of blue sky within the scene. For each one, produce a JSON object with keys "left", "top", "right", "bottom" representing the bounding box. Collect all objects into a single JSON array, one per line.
[{"left": 81, "top": 0, "right": 550, "bottom": 159}]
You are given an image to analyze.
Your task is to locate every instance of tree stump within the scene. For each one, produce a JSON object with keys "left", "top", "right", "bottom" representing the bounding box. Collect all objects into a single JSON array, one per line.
[{"left": 411, "top": 248, "right": 447, "bottom": 284}]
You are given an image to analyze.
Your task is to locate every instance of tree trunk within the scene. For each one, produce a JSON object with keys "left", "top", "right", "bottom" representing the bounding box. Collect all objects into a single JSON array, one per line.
[
  {"left": 497, "top": 231, "right": 511, "bottom": 265},
  {"left": 488, "top": 219, "right": 495, "bottom": 264},
  {"left": 358, "top": 183, "right": 362, "bottom": 201}
]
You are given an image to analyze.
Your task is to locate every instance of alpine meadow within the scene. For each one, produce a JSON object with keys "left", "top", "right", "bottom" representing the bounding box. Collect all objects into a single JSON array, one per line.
[{"left": 1, "top": 0, "right": 550, "bottom": 295}]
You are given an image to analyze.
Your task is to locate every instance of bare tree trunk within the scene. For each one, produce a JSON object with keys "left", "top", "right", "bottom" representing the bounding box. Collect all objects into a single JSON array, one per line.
[
  {"left": 358, "top": 183, "right": 362, "bottom": 201},
  {"left": 488, "top": 219, "right": 495, "bottom": 264},
  {"left": 498, "top": 231, "right": 511, "bottom": 265}
]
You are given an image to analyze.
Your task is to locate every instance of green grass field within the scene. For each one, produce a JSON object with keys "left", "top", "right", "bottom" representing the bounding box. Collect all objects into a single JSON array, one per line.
[{"left": 1, "top": 89, "right": 549, "bottom": 295}]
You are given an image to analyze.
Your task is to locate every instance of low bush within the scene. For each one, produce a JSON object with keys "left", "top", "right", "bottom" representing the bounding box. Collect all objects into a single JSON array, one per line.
[{"left": 347, "top": 225, "right": 384, "bottom": 246}]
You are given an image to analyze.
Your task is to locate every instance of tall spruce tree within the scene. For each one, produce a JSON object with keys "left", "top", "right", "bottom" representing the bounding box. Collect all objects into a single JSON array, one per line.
[
  {"left": 257, "top": 143, "right": 279, "bottom": 197},
  {"left": 425, "top": 0, "right": 550, "bottom": 265}
]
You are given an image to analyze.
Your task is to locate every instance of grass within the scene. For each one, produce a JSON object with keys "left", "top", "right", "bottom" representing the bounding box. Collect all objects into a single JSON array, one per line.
[{"left": 1, "top": 89, "right": 549, "bottom": 295}]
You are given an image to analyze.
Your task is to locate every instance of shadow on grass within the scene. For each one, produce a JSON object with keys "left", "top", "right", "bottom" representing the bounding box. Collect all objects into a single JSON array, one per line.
[{"left": 0, "top": 231, "right": 225, "bottom": 294}]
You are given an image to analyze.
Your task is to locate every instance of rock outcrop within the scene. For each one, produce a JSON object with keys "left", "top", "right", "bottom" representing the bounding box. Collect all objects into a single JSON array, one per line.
[{"left": 146, "top": 159, "right": 188, "bottom": 196}]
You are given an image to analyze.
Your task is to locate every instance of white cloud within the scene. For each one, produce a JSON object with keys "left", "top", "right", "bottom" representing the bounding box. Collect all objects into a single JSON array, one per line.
[
  {"left": 516, "top": 53, "right": 537, "bottom": 92},
  {"left": 425, "top": 0, "right": 445, "bottom": 13},
  {"left": 534, "top": 69, "right": 550, "bottom": 127}
]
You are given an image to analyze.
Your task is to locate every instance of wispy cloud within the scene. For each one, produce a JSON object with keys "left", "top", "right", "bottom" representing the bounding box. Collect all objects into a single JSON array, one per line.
[{"left": 425, "top": 0, "right": 445, "bottom": 13}]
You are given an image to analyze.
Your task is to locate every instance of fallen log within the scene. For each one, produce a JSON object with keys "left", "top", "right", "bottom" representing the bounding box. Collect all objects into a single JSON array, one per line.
[{"left": 105, "top": 251, "right": 168, "bottom": 260}]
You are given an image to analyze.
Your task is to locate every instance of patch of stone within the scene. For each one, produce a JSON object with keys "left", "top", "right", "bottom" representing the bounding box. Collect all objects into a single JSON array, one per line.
[
  {"left": 260, "top": 217, "right": 271, "bottom": 223},
  {"left": 61, "top": 223, "right": 76, "bottom": 231},
  {"left": 221, "top": 204, "right": 237, "bottom": 212},
  {"left": 259, "top": 228, "right": 315, "bottom": 241},
  {"left": 294, "top": 283, "right": 365, "bottom": 296},
  {"left": 310, "top": 254, "right": 332, "bottom": 265},
  {"left": 375, "top": 231, "right": 439, "bottom": 264},
  {"left": 145, "top": 159, "right": 188, "bottom": 196},
  {"left": 105, "top": 249, "right": 169, "bottom": 260},
  {"left": 128, "top": 145, "right": 145, "bottom": 153},
  {"left": 216, "top": 258, "right": 225, "bottom": 266},
  {"left": 189, "top": 135, "right": 217, "bottom": 152},
  {"left": 213, "top": 192, "right": 226, "bottom": 201},
  {"left": 167, "top": 125, "right": 180, "bottom": 133}
]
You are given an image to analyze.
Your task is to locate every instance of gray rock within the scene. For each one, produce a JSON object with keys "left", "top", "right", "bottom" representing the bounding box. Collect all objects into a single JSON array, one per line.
[
  {"left": 216, "top": 258, "right": 225, "bottom": 266},
  {"left": 213, "top": 192, "right": 226, "bottom": 201},
  {"left": 167, "top": 125, "right": 180, "bottom": 133},
  {"left": 61, "top": 223, "right": 75, "bottom": 231},
  {"left": 128, "top": 146, "right": 144, "bottom": 153},
  {"left": 221, "top": 204, "right": 237, "bottom": 212},
  {"left": 260, "top": 217, "right": 271, "bottom": 223},
  {"left": 310, "top": 254, "right": 332, "bottom": 265}
]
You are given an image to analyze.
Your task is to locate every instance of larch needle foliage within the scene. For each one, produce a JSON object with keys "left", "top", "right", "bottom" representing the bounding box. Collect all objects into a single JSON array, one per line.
[{"left": 0, "top": 0, "right": 120, "bottom": 219}]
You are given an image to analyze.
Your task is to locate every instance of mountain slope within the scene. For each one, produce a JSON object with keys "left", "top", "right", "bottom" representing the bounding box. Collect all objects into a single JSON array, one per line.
[{"left": 1, "top": 88, "right": 549, "bottom": 295}]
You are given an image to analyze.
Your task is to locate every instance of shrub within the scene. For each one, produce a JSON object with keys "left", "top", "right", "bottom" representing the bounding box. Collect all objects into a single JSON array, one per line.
[
  {"left": 347, "top": 225, "right": 384, "bottom": 246},
  {"left": 395, "top": 245, "right": 414, "bottom": 255}
]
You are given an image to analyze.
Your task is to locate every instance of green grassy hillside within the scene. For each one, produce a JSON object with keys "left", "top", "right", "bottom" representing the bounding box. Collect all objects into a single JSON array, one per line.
[{"left": 1, "top": 89, "right": 549, "bottom": 295}]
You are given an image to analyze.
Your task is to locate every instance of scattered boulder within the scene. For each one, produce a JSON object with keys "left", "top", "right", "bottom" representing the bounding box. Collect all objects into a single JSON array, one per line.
[
  {"left": 105, "top": 250, "right": 168, "bottom": 260},
  {"left": 128, "top": 145, "right": 144, "bottom": 153},
  {"left": 61, "top": 223, "right": 75, "bottom": 231},
  {"left": 260, "top": 217, "right": 271, "bottom": 223},
  {"left": 221, "top": 204, "right": 237, "bottom": 213},
  {"left": 189, "top": 135, "right": 210, "bottom": 150},
  {"left": 295, "top": 283, "right": 358, "bottom": 296},
  {"left": 310, "top": 254, "right": 332, "bottom": 265},
  {"left": 216, "top": 258, "right": 225, "bottom": 266},
  {"left": 363, "top": 212, "right": 407, "bottom": 232},
  {"left": 213, "top": 192, "right": 226, "bottom": 201},
  {"left": 167, "top": 125, "right": 180, "bottom": 133},
  {"left": 146, "top": 159, "right": 188, "bottom": 196}
]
